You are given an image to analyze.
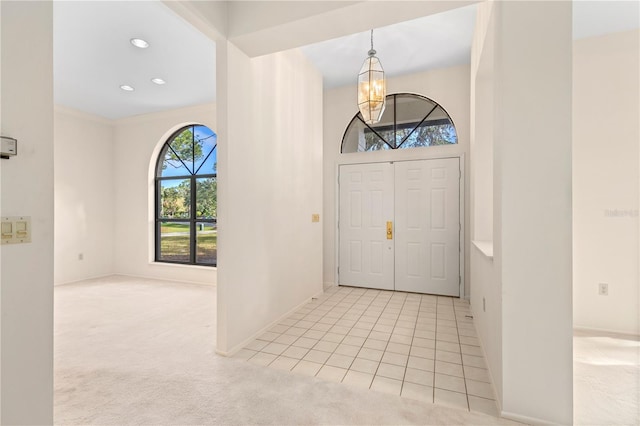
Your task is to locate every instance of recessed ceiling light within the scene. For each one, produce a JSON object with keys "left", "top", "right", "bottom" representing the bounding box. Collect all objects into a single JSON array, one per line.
[
  {"left": 120, "top": 85, "right": 135, "bottom": 92},
  {"left": 151, "top": 78, "right": 166, "bottom": 85},
  {"left": 130, "top": 38, "right": 149, "bottom": 49}
]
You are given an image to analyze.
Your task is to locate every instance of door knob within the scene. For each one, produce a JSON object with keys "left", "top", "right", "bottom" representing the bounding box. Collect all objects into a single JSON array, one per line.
[{"left": 386, "top": 221, "right": 393, "bottom": 240}]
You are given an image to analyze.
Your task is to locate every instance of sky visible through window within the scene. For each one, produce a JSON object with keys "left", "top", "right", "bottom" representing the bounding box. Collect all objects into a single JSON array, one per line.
[
  {"left": 341, "top": 94, "right": 458, "bottom": 153},
  {"left": 156, "top": 125, "right": 217, "bottom": 266},
  {"left": 160, "top": 126, "right": 217, "bottom": 186}
]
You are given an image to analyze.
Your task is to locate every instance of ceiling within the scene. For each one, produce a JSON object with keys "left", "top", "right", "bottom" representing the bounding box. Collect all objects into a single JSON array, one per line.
[
  {"left": 573, "top": 0, "right": 640, "bottom": 40},
  {"left": 54, "top": 1, "right": 216, "bottom": 120},
  {"left": 53, "top": 1, "right": 639, "bottom": 120},
  {"left": 300, "top": 4, "right": 478, "bottom": 90},
  {"left": 301, "top": 0, "right": 640, "bottom": 90}
]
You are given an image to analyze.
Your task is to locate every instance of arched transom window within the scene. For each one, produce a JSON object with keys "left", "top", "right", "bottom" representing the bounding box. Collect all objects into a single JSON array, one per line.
[
  {"left": 155, "top": 125, "right": 217, "bottom": 266},
  {"left": 341, "top": 93, "right": 457, "bottom": 153}
]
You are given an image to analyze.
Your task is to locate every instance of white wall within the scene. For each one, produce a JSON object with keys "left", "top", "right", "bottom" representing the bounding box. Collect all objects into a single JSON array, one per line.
[
  {"left": 0, "top": 2, "right": 3, "bottom": 418},
  {"left": 0, "top": 1, "right": 54, "bottom": 423},
  {"left": 469, "top": 0, "right": 502, "bottom": 404},
  {"left": 322, "top": 65, "right": 471, "bottom": 296},
  {"left": 573, "top": 29, "right": 639, "bottom": 335},
  {"left": 216, "top": 42, "right": 323, "bottom": 354},
  {"left": 498, "top": 2, "right": 573, "bottom": 423},
  {"left": 112, "top": 103, "right": 217, "bottom": 285},
  {"left": 54, "top": 103, "right": 218, "bottom": 286},
  {"left": 471, "top": 2, "right": 573, "bottom": 424},
  {"left": 54, "top": 106, "right": 114, "bottom": 285}
]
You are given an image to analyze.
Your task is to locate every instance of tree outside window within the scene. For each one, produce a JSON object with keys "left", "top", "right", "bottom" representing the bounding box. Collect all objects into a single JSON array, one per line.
[
  {"left": 155, "top": 125, "right": 217, "bottom": 266},
  {"left": 341, "top": 94, "right": 458, "bottom": 153}
]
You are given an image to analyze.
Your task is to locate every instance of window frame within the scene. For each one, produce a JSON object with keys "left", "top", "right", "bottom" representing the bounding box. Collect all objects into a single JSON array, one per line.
[
  {"left": 154, "top": 125, "right": 217, "bottom": 267},
  {"left": 340, "top": 93, "right": 458, "bottom": 153}
]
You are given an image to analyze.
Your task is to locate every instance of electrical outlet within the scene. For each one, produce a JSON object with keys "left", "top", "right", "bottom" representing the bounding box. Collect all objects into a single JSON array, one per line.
[
  {"left": 598, "top": 283, "right": 608, "bottom": 296},
  {"left": 483, "top": 297, "right": 486, "bottom": 312}
]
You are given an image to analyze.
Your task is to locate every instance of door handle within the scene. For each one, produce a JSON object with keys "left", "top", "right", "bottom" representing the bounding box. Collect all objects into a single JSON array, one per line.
[{"left": 386, "top": 221, "right": 393, "bottom": 240}]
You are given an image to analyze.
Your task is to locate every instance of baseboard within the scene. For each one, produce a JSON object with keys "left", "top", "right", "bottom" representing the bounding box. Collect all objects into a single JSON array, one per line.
[
  {"left": 55, "top": 272, "right": 216, "bottom": 288},
  {"left": 573, "top": 326, "right": 640, "bottom": 339},
  {"left": 54, "top": 273, "right": 115, "bottom": 287},
  {"left": 500, "top": 410, "right": 560, "bottom": 425},
  {"left": 323, "top": 281, "right": 336, "bottom": 290},
  {"left": 216, "top": 288, "right": 325, "bottom": 357},
  {"left": 113, "top": 273, "right": 215, "bottom": 288},
  {"left": 467, "top": 304, "right": 501, "bottom": 411},
  {"left": 470, "top": 304, "right": 570, "bottom": 425}
]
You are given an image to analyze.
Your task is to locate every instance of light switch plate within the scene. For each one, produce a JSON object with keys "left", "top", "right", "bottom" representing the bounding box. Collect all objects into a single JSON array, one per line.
[
  {"left": 1, "top": 216, "right": 31, "bottom": 244},
  {"left": 1, "top": 221, "right": 13, "bottom": 243},
  {"left": 0, "top": 136, "right": 17, "bottom": 158}
]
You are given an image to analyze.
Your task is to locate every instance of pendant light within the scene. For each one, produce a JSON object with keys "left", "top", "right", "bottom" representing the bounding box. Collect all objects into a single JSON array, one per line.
[{"left": 358, "top": 29, "right": 386, "bottom": 125}]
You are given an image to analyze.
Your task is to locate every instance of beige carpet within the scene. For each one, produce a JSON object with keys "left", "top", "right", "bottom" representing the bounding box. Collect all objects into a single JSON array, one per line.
[
  {"left": 54, "top": 275, "right": 519, "bottom": 425},
  {"left": 573, "top": 329, "right": 640, "bottom": 425}
]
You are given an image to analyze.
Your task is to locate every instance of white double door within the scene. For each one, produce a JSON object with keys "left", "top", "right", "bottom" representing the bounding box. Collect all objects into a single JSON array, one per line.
[{"left": 338, "top": 158, "right": 460, "bottom": 296}]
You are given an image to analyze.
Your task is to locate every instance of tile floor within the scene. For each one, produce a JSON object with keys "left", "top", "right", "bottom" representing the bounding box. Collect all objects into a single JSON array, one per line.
[{"left": 234, "top": 286, "right": 498, "bottom": 417}]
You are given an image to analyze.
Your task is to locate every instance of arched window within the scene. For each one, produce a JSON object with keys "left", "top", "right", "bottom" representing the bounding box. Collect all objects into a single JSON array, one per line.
[
  {"left": 155, "top": 125, "right": 217, "bottom": 266},
  {"left": 341, "top": 93, "right": 457, "bottom": 153}
]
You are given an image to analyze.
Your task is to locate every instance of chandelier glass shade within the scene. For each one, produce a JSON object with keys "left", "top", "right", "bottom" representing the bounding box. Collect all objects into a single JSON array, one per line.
[{"left": 358, "top": 30, "right": 386, "bottom": 125}]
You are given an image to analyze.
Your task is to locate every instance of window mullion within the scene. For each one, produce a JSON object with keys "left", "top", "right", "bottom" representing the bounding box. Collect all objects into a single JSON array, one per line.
[
  {"left": 396, "top": 104, "right": 438, "bottom": 149},
  {"left": 192, "top": 126, "right": 195, "bottom": 176},
  {"left": 191, "top": 126, "right": 196, "bottom": 264},
  {"left": 155, "top": 125, "right": 217, "bottom": 267},
  {"left": 157, "top": 174, "right": 193, "bottom": 181},
  {"left": 191, "top": 176, "right": 197, "bottom": 264},
  {"left": 194, "top": 144, "right": 216, "bottom": 175},
  {"left": 155, "top": 179, "right": 160, "bottom": 262},
  {"left": 393, "top": 94, "right": 397, "bottom": 148},
  {"left": 340, "top": 94, "right": 458, "bottom": 153},
  {"left": 167, "top": 144, "right": 193, "bottom": 176},
  {"left": 356, "top": 115, "right": 394, "bottom": 150}
]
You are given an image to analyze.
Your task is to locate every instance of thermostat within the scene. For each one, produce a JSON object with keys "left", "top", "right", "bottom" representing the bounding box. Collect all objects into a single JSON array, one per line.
[{"left": 1, "top": 136, "right": 17, "bottom": 159}]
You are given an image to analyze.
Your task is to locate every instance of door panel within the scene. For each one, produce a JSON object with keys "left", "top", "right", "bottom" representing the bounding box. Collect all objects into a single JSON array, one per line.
[
  {"left": 394, "top": 158, "right": 460, "bottom": 296},
  {"left": 338, "top": 158, "right": 460, "bottom": 296},
  {"left": 339, "top": 163, "right": 394, "bottom": 290}
]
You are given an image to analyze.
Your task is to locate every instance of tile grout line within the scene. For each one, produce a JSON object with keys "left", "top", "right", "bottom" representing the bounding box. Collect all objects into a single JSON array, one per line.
[
  {"left": 433, "top": 296, "right": 439, "bottom": 403},
  {"left": 244, "top": 288, "right": 494, "bottom": 410},
  {"left": 284, "top": 286, "right": 386, "bottom": 377},
  {"left": 293, "top": 286, "right": 363, "bottom": 372},
  {"left": 452, "top": 298, "right": 470, "bottom": 411},
  {"left": 282, "top": 288, "right": 347, "bottom": 371},
  {"left": 310, "top": 288, "right": 396, "bottom": 385},
  {"left": 248, "top": 286, "right": 355, "bottom": 368},
  {"left": 313, "top": 287, "right": 385, "bottom": 380},
  {"left": 452, "top": 300, "right": 497, "bottom": 410},
  {"left": 340, "top": 289, "right": 399, "bottom": 388},
  {"left": 337, "top": 289, "right": 390, "bottom": 380},
  {"left": 399, "top": 292, "right": 424, "bottom": 399},
  {"left": 369, "top": 291, "right": 408, "bottom": 391}
]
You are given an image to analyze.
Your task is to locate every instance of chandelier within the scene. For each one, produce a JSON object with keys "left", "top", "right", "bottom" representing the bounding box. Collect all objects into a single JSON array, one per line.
[{"left": 358, "top": 29, "right": 386, "bottom": 125}]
